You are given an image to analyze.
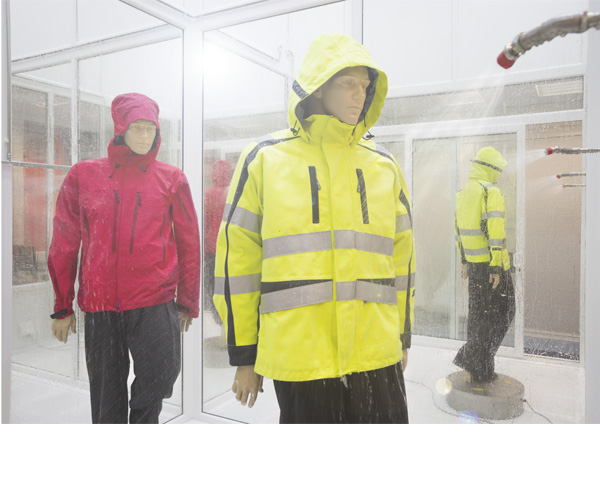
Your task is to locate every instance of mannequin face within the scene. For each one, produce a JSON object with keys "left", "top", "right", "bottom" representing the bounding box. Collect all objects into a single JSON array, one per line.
[
  {"left": 123, "top": 119, "right": 157, "bottom": 155},
  {"left": 314, "top": 66, "right": 371, "bottom": 125}
]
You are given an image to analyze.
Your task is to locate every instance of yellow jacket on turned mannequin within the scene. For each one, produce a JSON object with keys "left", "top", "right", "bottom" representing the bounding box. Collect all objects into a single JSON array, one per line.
[
  {"left": 213, "top": 33, "right": 415, "bottom": 382},
  {"left": 455, "top": 147, "right": 511, "bottom": 272}
]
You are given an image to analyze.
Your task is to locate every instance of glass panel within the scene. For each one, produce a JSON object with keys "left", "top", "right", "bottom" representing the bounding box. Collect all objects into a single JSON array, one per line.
[
  {"left": 412, "top": 133, "right": 517, "bottom": 347},
  {"left": 10, "top": 0, "right": 77, "bottom": 59},
  {"left": 524, "top": 122, "right": 582, "bottom": 360},
  {"left": 76, "top": 0, "right": 165, "bottom": 44},
  {"left": 202, "top": 2, "right": 348, "bottom": 423},
  {"left": 10, "top": 2, "right": 183, "bottom": 424}
]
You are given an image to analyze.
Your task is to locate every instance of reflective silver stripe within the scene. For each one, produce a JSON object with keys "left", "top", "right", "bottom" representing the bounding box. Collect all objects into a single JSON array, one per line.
[
  {"left": 222, "top": 204, "right": 262, "bottom": 234},
  {"left": 263, "top": 231, "right": 331, "bottom": 259},
  {"left": 481, "top": 211, "right": 505, "bottom": 219},
  {"left": 459, "top": 228, "right": 484, "bottom": 236},
  {"left": 396, "top": 214, "right": 412, "bottom": 233},
  {"left": 261, "top": 281, "right": 332, "bottom": 313},
  {"left": 336, "top": 281, "right": 397, "bottom": 305},
  {"left": 488, "top": 239, "right": 504, "bottom": 247},
  {"left": 334, "top": 230, "right": 394, "bottom": 257},
  {"left": 214, "top": 273, "right": 262, "bottom": 295},
  {"left": 395, "top": 273, "right": 416, "bottom": 291},
  {"left": 464, "top": 248, "right": 489, "bottom": 256}
]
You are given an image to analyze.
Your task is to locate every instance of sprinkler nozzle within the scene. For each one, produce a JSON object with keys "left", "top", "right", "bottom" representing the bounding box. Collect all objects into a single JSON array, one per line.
[
  {"left": 546, "top": 148, "right": 554, "bottom": 155},
  {"left": 497, "top": 50, "right": 516, "bottom": 69}
]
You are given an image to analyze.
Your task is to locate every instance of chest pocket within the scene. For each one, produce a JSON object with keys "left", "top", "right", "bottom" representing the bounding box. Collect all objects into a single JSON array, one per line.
[{"left": 128, "top": 191, "right": 172, "bottom": 254}]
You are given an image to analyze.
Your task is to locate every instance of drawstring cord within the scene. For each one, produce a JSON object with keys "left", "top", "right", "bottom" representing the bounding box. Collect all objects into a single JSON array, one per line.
[
  {"left": 290, "top": 120, "right": 300, "bottom": 136},
  {"left": 109, "top": 163, "right": 120, "bottom": 178}
]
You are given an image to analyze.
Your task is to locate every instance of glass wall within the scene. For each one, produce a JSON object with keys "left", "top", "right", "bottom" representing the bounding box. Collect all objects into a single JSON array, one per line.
[
  {"left": 201, "top": 1, "right": 348, "bottom": 423},
  {"left": 9, "top": 0, "right": 183, "bottom": 423}
]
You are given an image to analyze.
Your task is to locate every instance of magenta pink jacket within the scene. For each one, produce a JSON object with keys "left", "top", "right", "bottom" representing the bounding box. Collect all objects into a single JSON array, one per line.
[{"left": 48, "top": 93, "right": 200, "bottom": 318}]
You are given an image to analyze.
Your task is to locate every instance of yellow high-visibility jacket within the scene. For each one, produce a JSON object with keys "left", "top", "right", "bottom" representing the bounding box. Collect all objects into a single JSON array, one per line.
[
  {"left": 213, "top": 33, "right": 415, "bottom": 382},
  {"left": 455, "top": 161, "right": 510, "bottom": 272}
]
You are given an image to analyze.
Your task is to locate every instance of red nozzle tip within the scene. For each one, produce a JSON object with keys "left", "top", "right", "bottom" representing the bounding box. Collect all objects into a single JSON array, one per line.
[
  {"left": 546, "top": 148, "right": 554, "bottom": 155},
  {"left": 556, "top": 174, "right": 561, "bottom": 179},
  {"left": 497, "top": 51, "right": 515, "bottom": 69}
]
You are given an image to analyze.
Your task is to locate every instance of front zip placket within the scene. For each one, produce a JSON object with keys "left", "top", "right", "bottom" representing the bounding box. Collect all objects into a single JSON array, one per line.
[{"left": 130, "top": 192, "right": 141, "bottom": 253}]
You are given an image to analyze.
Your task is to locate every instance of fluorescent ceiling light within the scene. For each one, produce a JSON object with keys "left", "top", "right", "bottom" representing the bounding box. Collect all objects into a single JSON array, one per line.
[{"left": 536, "top": 79, "right": 583, "bottom": 97}]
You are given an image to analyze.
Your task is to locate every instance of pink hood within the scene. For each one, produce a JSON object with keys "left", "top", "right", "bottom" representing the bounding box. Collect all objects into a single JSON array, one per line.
[{"left": 111, "top": 93, "right": 160, "bottom": 135}]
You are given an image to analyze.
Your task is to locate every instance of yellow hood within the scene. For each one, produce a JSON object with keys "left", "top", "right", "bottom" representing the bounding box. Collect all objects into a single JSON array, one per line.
[{"left": 288, "top": 33, "right": 388, "bottom": 144}]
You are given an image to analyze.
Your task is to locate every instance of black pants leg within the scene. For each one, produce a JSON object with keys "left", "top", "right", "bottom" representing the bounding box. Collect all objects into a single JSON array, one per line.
[
  {"left": 84, "top": 301, "right": 181, "bottom": 424},
  {"left": 125, "top": 301, "right": 181, "bottom": 424},
  {"left": 85, "top": 311, "right": 130, "bottom": 424},
  {"left": 273, "top": 362, "right": 408, "bottom": 424},
  {"left": 453, "top": 264, "right": 515, "bottom": 381}
]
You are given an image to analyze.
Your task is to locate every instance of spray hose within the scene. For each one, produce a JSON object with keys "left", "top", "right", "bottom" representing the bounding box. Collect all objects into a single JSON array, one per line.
[
  {"left": 546, "top": 147, "right": 600, "bottom": 155},
  {"left": 497, "top": 11, "right": 600, "bottom": 69}
]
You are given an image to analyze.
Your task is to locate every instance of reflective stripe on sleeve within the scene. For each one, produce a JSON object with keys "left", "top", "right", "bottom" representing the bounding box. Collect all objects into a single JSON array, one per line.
[
  {"left": 215, "top": 273, "right": 261, "bottom": 295},
  {"left": 396, "top": 213, "right": 412, "bottom": 233},
  {"left": 488, "top": 239, "right": 504, "bottom": 247},
  {"left": 336, "top": 281, "right": 397, "bottom": 305},
  {"left": 481, "top": 211, "right": 505, "bottom": 220},
  {"left": 395, "top": 273, "right": 416, "bottom": 291},
  {"left": 260, "top": 281, "right": 332, "bottom": 313},
  {"left": 222, "top": 204, "right": 262, "bottom": 234}
]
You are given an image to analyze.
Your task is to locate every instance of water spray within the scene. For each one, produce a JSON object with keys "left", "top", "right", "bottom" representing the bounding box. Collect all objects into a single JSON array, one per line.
[
  {"left": 497, "top": 11, "right": 600, "bottom": 69},
  {"left": 545, "top": 147, "right": 600, "bottom": 155}
]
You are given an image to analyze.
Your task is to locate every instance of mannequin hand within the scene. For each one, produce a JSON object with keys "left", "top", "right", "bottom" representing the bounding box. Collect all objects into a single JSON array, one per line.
[
  {"left": 490, "top": 273, "right": 500, "bottom": 290},
  {"left": 402, "top": 349, "right": 408, "bottom": 372},
  {"left": 179, "top": 312, "right": 193, "bottom": 333},
  {"left": 461, "top": 264, "right": 468, "bottom": 280},
  {"left": 52, "top": 314, "right": 76, "bottom": 344},
  {"left": 232, "top": 365, "right": 264, "bottom": 408}
]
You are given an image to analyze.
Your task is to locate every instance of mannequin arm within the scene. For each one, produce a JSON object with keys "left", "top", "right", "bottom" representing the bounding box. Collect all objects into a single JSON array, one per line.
[
  {"left": 52, "top": 314, "right": 76, "bottom": 344},
  {"left": 231, "top": 365, "right": 264, "bottom": 408}
]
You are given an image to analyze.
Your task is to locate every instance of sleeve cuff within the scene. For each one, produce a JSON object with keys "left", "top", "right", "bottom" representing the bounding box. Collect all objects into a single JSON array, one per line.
[
  {"left": 176, "top": 302, "right": 199, "bottom": 318},
  {"left": 400, "top": 333, "right": 411, "bottom": 350},
  {"left": 228, "top": 344, "right": 258, "bottom": 366},
  {"left": 50, "top": 307, "right": 72, "bottom": 320}
]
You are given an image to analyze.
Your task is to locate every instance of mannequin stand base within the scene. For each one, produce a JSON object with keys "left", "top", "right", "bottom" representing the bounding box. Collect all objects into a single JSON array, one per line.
[{"left": 446, "top": 371, "right": 524, "bottom": 420}]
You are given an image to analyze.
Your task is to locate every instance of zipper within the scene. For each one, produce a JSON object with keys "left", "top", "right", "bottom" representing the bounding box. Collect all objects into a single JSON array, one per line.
[
  {"left": 82, "top": 209, "right": 91, "bottom": 266},
  {"left": 112, "top": 190, "right": 120, "bottom": 253},
  {"left": 160, "top": 213, "right": 166, "bottom": 266},
  {"left": 356, "top": 169, "right": 369, "bottom": 224},
  {"left": 129, "top": 192, "right": 141, "bottom": 253},
  {"left": 308, "top": 166, "right": 321, "bottom": 224}
]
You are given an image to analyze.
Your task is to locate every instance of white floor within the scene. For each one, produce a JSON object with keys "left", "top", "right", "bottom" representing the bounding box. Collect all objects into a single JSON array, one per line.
[
  {"left": 200, "top": 343, "right": 583, "bottom": 424},
  {"left": 10, "top": 341, "right": 581, "bottom": 424}
]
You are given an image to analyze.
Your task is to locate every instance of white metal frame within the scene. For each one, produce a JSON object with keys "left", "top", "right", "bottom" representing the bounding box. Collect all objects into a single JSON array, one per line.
[{"left": 2, "top": 0, "right": 598, "bottom": 423}]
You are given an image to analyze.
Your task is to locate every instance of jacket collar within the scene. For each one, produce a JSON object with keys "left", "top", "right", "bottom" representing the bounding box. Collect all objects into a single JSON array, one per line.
[
  {"left": 107, "top": 135, "right": 160, "bottom": 175},
  {"left": 302, "top": 114, "right": 359, "bottom": 146}
]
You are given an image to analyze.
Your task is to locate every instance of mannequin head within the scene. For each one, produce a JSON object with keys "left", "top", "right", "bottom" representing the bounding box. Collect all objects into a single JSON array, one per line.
[
  {"left": 123, "top": 119, "right": 157, "bottom": 155},
  {"left": 308, "top": 66, "right": 371, "bottom": 125}
]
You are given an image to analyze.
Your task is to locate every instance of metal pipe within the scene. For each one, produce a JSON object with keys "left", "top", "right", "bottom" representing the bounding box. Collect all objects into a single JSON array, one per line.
[
  {"left": 546, "top": 147, "right": 600, "bottom": 155},
  {"left": 557, "top": 172, "right": 586, "bottom": 178},
  {"left": 498, "top": 11, "right": 600, "bottom": 69}
]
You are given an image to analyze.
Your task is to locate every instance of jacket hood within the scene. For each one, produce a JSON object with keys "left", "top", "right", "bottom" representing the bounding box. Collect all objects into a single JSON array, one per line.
[
  {"left": 108, "top": 93, "right": 161, "bottom": 170},
  {"left": 111, "top": 93, "right": 160, "bottom": 135},
  {"left": 288, "top": 33, "right": 388, "bottom": 145},
  {"left": 211, "top": 160, "right": 232, "bottom": 187},
  {"left": 468, "top": 146, "right": 507, "bottom": 184}
]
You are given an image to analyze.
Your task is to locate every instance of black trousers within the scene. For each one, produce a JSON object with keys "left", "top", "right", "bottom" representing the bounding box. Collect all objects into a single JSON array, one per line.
[
  {"left": 453, "top": 263, "right": 516, "bottom": 382},
  {"left": 273, "top": 362, "right": 409, "bottom": 424},
  {"left": 84, "top": 301, "right": 181, "bottom": 424}
]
